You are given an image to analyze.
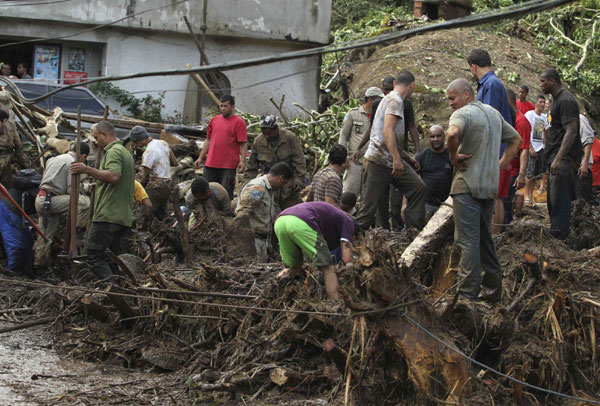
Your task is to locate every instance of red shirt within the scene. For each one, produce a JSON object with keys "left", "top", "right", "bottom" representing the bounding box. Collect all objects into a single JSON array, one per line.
[
  {"left": 205, "top": 114, "right": 248, "bottom": 169},
  {"left": 592, "top": 138, "right": 600, "bottom": 187},
  {"left": 510, "top": 111, "right": 532, "bottom": 177},
  {"left": 516, "top": 100, "right": 535, "bottom": 115}
]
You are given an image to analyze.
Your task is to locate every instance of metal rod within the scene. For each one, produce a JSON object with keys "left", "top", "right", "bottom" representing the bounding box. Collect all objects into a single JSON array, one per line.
[{"left": 0, "top": 182, "right": 47, "bottom": 240}]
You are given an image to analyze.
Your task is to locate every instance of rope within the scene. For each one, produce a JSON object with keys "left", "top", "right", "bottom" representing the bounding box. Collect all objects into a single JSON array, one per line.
[{"left": 402, "top": 312, "right": 600, "bottom": 404}]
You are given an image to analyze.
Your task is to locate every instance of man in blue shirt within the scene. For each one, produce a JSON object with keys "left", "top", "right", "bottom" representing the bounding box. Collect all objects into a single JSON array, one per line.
[{"left": 467, "top": 49, "right": 514, "bottom": 233}]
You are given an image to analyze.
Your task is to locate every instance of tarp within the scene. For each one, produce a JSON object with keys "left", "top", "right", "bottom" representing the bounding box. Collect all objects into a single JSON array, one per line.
[{"left": 0, "top": 200, "right": 34, "bottom": 272}]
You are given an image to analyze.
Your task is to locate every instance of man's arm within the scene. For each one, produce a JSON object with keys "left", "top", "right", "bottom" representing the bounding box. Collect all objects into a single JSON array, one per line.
[
  {"left": 195, "top": 139, "right": 210, "bottom": 168},
  {"left": 446, "top": 125, "right": 472, "bottom": 171},
  {"left": 339, "top": 114, "right": 352, "bottom": 148},
  {"left": 500, "top": 135, "right": 522, "bottom": 171},
  {"left": 70, "top": 163, "right": 120, "bottom": 184},
  {"left": 579, "top": 143, "right": 592, "bottom": 179},
  {"left": 238, "top": 141, "right": 248, "bottom": 172},
  {"left": 550, "top": 120, "right": 578, "bottom": 175},
  {"left": 169, "top": 149, "right": 177, "bottom": 167},
  {"left": 354, "top": 125, "right": 371, "bottom": 162},
  {"left": 140, "top": 166, "right": 151, "bottom": 187},
  {"left": 341, "top": 240, "right": 353, "bottom": 264},
  {"left": 408, "top": 122, "right": 420, "bottom": 154},
  {"left": 515, "top": 148, "right": 528, "bottom": 189},
  {"left": 383, "top": 114, "right": 403, "bottom": 178}
]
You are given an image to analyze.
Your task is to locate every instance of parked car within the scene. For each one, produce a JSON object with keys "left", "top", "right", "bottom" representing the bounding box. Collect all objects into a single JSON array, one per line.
[{"left": 9, "top": 80, "right": 141, "bottom": 140}]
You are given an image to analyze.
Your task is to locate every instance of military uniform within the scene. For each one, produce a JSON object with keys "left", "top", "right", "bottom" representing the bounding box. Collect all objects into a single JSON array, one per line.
[
  {"left": 338, "top": 105, "right": 370, "bottom": 195},
  {"left": 0, "top": 91, "right": 24, "bottom": 188},
  {"left": 243, "top": 128, "right": 306, "bottom": 209},
  {"left": 235, "top": 175, "right": 279, "bottom": 261}
]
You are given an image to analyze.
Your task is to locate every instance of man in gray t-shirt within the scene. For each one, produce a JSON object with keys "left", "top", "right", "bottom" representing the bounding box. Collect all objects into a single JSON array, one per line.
[
  {"left": 356, "top": 70, "right": 426, "bottom": 230},
  {"left": 446, "top": 78, "right": 521, "bottom": 303}
]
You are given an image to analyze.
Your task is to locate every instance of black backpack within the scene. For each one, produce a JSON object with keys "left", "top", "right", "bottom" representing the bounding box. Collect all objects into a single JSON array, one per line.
[{"left": 8, "top": 169, "right": 42, "bottom": 215}]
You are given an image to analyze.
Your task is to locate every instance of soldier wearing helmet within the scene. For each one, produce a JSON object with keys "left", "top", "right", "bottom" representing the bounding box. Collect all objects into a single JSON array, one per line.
[{"left": 242, "top": 114, "right": 307, "bottom": 209}]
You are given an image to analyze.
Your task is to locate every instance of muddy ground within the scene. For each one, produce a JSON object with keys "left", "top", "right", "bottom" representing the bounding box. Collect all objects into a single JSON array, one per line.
[{"left": 1, "top": 193, "right": 600, "bottom": 405}]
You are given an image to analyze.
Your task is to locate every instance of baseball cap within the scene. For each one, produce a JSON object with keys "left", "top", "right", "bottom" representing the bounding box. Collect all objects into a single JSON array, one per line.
[
  {"left": 129, "top": 125, "right": 150, "bottom": 142},
  {"left": 365, "top": 87, "right": 385, "bottom": 98}
]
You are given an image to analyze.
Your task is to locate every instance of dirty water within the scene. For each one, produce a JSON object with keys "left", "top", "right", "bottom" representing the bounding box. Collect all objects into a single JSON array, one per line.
[{"left": 0, "top": 321, "right": 173, "bottom": 405}]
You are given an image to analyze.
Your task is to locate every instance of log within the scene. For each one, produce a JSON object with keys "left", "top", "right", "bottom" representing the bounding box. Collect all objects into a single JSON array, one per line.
[
  {"left": 381, "top": 314, "right": 471, "bottom": 403},
  {"left": 80, "top": 295, "right": 110, "bottom": 322},
  {"left": 105, "top": 285, "right": 137, "bottom": 320},
  {"left": 400, "top": 197, "right": 454, "bottom": 272},
  {"left": 0, "top": 317, "right": 55, "bottom": 334}
]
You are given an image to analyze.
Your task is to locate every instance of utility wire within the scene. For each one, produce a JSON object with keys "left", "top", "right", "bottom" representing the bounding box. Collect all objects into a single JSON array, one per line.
[
  {"left": 5, "top": 0, "right": 575, "bottom": 104},
  {"left": 0, "top": 0, "right": 72, "bottom": 6},
  {"left": 0, "top": 0, "right": 191, "bottom": 49},
  {"left": 402, "top": 312, "right": 600, "bottom": 405}
]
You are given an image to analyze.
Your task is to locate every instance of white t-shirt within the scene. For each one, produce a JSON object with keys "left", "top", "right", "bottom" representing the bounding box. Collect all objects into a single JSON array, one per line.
[
  {"left": 142, "top": 139, "right": 171, "bottom": 179},
  {"left": 524, "top": 110, "right": 546, "bottom": 152},
  {"left": 580, "top": 114, "right": 594, "bottom": 164},
  {"left": 364, "top": 90, "right": 404, "bottom": 168}
]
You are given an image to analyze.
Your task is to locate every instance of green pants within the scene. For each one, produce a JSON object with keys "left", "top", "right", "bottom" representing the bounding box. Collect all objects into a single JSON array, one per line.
[{"left": 274, "top": 215, "right": 331, "bottom": 267}]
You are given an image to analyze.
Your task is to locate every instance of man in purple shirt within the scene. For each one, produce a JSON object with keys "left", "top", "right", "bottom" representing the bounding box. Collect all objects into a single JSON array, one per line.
[{"left": 274, "top": 201, "right": 357, "bottom": 299}]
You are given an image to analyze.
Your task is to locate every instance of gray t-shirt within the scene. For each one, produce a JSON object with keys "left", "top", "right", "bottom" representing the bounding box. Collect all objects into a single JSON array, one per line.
[
  {"left": 364, "top": 90, "right": 404, "bottom": 168},
  {"left": 449, "top": 101, "right": 520, "bottom": 200}
]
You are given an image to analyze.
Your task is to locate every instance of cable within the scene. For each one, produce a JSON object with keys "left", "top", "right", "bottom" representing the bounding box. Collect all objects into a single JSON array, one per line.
[
  {"left": 0, "top": 0, "right": 72, "bottom": 6},
  {"left": 5, "top": 0, "right": 575, "bottom": 104},
  {"left": 0, "top": 0, "right": 191, "bottom": 49},
  {"left": 402, "top": 312, "right": 600, "bottom": 404}
]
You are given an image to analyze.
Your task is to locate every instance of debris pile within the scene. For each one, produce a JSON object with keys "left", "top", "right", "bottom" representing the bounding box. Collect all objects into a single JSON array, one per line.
[{"left": 2, "top": 201, "right": 599, "bottom": 405}]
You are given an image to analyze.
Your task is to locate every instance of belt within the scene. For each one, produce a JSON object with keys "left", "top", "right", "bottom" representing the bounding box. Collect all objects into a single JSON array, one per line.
[
  {"left": 254, "top": 232, "right": 269, "bottom": 239},
  {"left": 0, "top": 148, "right": 14, "bottom": 156}
]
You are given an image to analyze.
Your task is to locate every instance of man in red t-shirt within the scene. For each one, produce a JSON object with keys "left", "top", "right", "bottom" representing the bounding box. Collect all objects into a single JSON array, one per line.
[
  {"left": 591, "top": 137, "right": 600, "bottom": 201},
  {"left": 195, "top": 95, "right": 248, "bottom": 199},
  {"left": 516, "top": 85, "right": 535, "bottom": 115},
  {"left": 504, "top": 89, "right": 531, "bottom": 224}
]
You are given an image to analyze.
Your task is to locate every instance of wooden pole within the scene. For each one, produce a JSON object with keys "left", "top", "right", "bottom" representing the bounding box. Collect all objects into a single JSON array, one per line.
[
  {"left": 190, "top": 73, "right": 221, "bottom": 107},
  {"left": 67, "top": 105, "right": 82, "bottom": 257},
  {"left": 87, "top": 106, "right": 109, "bottom": 232}
]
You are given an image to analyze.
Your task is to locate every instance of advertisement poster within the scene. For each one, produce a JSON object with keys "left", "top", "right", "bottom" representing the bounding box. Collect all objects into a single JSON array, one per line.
[
  {"left": 63, "top": 71, "right": 88, "bottom": 85},
  {"left": 33, "top": 44, "right": 60, "bottom": 80},
  {"left": 68, "top": 48, "right": 85, "bottom": 72}
]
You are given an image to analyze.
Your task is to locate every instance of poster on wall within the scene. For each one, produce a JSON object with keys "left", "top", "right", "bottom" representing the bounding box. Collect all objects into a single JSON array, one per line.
[
  {"left": 33, "top": 44, "right": 60, "bottom": 80},
  {"left": 64, "top": 71, "right": 88, "bottom": 85},
  {"left": 68, "top": 48, "right": 85, "bottom": 72}
]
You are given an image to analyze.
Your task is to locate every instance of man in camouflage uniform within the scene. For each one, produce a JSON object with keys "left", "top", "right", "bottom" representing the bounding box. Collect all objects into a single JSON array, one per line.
[
  {"left": 242, "top": 115, "right": 306, "bottom": 210},
  {"left": 0, "top": 91, "right": 24, "bottom": 188},
  {"left": 338, "top": 86, "right": 384, "bottom": 195},
  {"left": 235, "top": 162, "right": 292, "bottom": 262}
]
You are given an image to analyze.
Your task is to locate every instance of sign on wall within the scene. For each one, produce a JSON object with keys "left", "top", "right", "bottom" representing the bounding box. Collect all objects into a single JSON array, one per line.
[
  {"left": 68, "top": 48, "right": 85, "bottom": 72},
  {"left": 64, "top": 71, "right": 88, "bottom": 85},
  {"left": 33, "top": 44, "right": 60, "bottom": 80}
]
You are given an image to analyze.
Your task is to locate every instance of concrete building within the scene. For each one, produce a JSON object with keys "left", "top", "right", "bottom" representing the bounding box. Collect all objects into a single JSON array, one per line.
[{"left": 0, "top": 0, "right": 332, "bottom": 121}]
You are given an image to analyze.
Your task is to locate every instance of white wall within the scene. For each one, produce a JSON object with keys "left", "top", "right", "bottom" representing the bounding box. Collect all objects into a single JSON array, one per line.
[
  {"left": 0, "top": 0, "right": 332, "bottom": 44},
  {"left": 0, "top": 19, "right": 320, "bottom": 120}
]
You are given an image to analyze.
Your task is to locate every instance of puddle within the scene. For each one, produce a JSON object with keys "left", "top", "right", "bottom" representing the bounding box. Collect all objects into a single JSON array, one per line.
[{"left": 0, "top": 321, "right": 172, "bottom": 405}]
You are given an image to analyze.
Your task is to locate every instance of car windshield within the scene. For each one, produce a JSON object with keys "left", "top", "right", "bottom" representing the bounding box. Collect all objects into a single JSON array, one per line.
[{"left": 15, "top": 83, "right": 105, "bottom": 116}]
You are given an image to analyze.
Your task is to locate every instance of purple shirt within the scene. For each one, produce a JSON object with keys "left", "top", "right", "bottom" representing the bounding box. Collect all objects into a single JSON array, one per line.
[{"left": 279, "top": 201, "right": 355, "bottom": 250}]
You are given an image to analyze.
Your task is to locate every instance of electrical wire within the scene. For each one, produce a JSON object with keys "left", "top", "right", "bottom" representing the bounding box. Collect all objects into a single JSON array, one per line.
[
  {"left": 3, "top": 0, "right": 575, "bottom": 104},
  {"left": 0, "top": 0, "right": 191, "bottom": 49},
  {"left": 0, "top": 0, "right": 72, "bottom": 6},
  {"left": 402, "top": 312, "right": 600, "bottom": 405}
]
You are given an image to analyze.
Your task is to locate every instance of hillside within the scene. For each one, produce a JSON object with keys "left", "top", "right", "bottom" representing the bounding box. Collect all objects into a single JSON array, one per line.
[{"left": 349, "top": 26, "right": 553, "bottom": 136}]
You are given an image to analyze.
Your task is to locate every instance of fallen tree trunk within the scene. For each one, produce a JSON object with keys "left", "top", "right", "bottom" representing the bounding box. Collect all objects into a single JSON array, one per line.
[{"left": 400, "top": 197, "right": 454, "bottom": 273}]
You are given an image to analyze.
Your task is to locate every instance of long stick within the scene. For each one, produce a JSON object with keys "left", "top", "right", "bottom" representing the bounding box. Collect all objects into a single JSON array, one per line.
[
  {"left": 86, "top": 106, "right": 109, "bottom": 232},
  {"left": 0, "top": 317, "right": 54, "bottom": 334},
  {"left": 67, "top": 106, "right": 82, "bottom": 256},
  {"left": 0, "top": 182, "right": 47, "bottom": 240}
]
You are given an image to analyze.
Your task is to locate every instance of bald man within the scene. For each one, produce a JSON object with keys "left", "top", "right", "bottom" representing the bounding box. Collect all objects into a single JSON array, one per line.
[
  {"left": 446, "top": 78, "right": 521, "bottom": 303},
  {"left": 415, "top": 125, "right": 454, "bottom": 216}
]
